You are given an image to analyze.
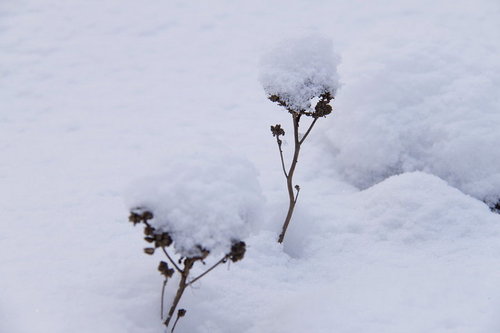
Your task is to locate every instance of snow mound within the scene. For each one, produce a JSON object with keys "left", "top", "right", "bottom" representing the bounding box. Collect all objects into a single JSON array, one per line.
[
  {"left": 325, "top": 34, "right": 500, "bottom": 203},
  {"left": 253, "top": 172, "right": 500, "bottom": 333},
  {"left": 295, "top": 172, "right": 500, "bottom": 258},
  {"left": 259, "top": 35, "right": 341, "bottom": 112},
  {"left": 356, "top": 172, "right": 499, "bottom": 244},
  {"left": 125, "top": 149, "right": 264, "bottom": 257}
]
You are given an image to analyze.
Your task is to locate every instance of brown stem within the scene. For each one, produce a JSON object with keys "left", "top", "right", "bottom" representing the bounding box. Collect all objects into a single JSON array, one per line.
[
  {"left": 171, "top": 314, "right": 182, "bottom": 333},
  {"left": 299, "top": 117, "right": 318, "bottom": 145},
  {"left": 161, "top": 279, "right": 167, "bottom": 319},
  {"left": 164, "top": 259, "right": 193, "bottom": 327},
  {"left": 278, "top": 114, "right": 301, "bottom": 243},
  {"left": 161, "top": 247, "right": 182, "bottom": 273},
  {"left": 276, "top": 138, "right": 288, "bottom": 178},
  {"left": 187, "top": 255, "right": 228, "bottom": 287},
  {"left": 293, "top": 186, "right": 300, "bottom": 204}
]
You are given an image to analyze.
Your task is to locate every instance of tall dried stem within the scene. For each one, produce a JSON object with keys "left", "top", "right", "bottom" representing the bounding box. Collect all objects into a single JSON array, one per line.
[
  {"left": 269, "top": 92, "right": 332, "bottom": 243},
  {"left": 276, "top": 114, "right": 317, "bottom": 243}
]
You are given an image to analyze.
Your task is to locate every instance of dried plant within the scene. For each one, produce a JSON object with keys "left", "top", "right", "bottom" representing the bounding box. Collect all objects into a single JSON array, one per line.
[
  {"left": 129, "top": 208, "right": 246, "bottom": 332},
  {"left": 269, "top": 92, "right": 334, "bottom": 243},
  {"left": 486, "top": 199, "right": 500, "bottom": 214}
]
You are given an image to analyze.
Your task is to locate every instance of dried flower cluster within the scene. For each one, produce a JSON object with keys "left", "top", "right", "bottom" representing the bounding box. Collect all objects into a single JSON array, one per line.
[{"left": 269, "top": 91, "right": 333, "bottom": 117}]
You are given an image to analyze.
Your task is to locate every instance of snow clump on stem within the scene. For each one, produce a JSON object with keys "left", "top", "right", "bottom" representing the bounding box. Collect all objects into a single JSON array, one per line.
[
  {"left": 126, "top": 149, "right": 264, "bottom": 258},
  {"left": 259, "top": 35, "right": 341, "bottom": 112}
]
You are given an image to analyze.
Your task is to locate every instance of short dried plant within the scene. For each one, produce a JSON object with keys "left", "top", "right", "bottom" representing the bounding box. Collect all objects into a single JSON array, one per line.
[{"left": 129, "top": 208, "right": 246, "bottom": 332}]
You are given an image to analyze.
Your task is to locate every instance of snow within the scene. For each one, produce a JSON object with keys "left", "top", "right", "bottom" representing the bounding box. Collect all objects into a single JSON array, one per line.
[
  {"left": 321, "top": 6, "right": 500, "bottom": 203},
  {"left": 125, "top": 149, "right": 264, "bottom": 257},
  {"left": 250, "top": 173, "right": 500, "bottom": 333},
  {"left": 259, "top": 36, "right": 340, "bottom": 112},
  {"left": 2, "top": 1, "right": 500, "bottom": 333},
  {"left": 295, "top": 172, "right": 500, "bottom": 254}
]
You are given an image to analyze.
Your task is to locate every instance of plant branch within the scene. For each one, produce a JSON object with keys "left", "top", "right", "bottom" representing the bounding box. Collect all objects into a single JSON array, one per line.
[
  {"left": 293, "top": 186, "right": 300, "bottom": 204},
  {"left": 278, "top": 114, "right": 301, "bottom": 243},
  {"left": 164, "top": 259, "right": 193, "bottom": 327},
  {"left": 276, "top": 138, "right": 288, "bottom": 178},
  {"left": 299, "top": 117, "right": 318, "bottom": 145},
  {"left": 171, "top": 315, "right": 181, "bottom": 333},
  {"left": 187, "top": 255, "right": 228, "bottom": 287},
  {"left": 161, "top": 247, "right": 182, "bottom": 274},
  {"left": 161, "top": 279, "right": 167, "bottom": 319}
]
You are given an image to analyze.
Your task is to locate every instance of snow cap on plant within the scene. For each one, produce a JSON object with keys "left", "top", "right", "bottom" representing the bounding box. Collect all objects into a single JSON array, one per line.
[
  {"left": 125, "top": 149, "right": 264, "bottom": 258},
  {"left": 260, "top": 35, "right": 341, "bottom": 112}
]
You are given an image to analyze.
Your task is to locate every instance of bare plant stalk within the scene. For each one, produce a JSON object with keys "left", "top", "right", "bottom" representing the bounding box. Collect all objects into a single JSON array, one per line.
[
  {"left": 170, "top": 309, "right": 186, "bottom": 333},
  {"left": 161, "top": 279, "right": 167, "bottom": 319},
  {"left": 277, "top": 140, "right": 288, "bottom": 178},
  {"left": 171, "top": 315, "right": 181, "bottom": 333},
  {"left": 187, "top": 255, "right": 228, "bottom": 286},
  {"left": 276, "top": 114, "right": 318, "bottom": 244},
  {"left": 161, "top": 247, "right": 182, "bottom": 273},
  {"left": 164, "top": 259, "right": 193, "bottom": 327},
  {"left": 161, "top": 245, "right": 244, "bottom": 327},
  {"left": 269, "top": 92, "right": 333, "bottom": 243},
  {"left": 163, "top": 255, "right": 230, "bottom": 327}
]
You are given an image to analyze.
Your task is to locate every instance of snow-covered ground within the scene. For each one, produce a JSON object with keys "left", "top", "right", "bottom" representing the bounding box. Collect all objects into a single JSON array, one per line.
[{"left": 2, "top": 1, "right": 500, "bottom": 332}]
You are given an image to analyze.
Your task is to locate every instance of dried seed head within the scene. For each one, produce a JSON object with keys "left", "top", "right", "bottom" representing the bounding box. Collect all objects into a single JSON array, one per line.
[
  {"left": 142, "top": 211, "right": 153, "bottom": 221},
  {"left": 268, "top": 94, "right": 280, "bottom": 103},
  {"left": 155, "top": 232, "right": 172, "bottom": 248},
  {"left": 271, "top": 124, "right": 285, "bottom": 137},
  {"left": 158, "top": 261, "right": 168, "bottom": 272},
  {"left": 144, "top": 247, "right": 155, "bottom": 255},
  {"left": 268, "top": 94, "right": 289, "bottom": 109},
  {"left": 312, "top": 92, "right": 334, "bottom": 118},
  {"left": 229, "top": 241, "right": 246, "bottom": 262},
  {"left": 320, "top": 91, "right": 333, "bottom": 103},
  {"left": 128, "top": 212, "right": 142, "bottom": 225},
  {"left": 129, "top": 208, "right": 154, "bottom": 225},
  {"left": 144, "top": 225, "right": 155, "bottom": 236},
  {"left": 313, "top": 100, "right": 332, "bottom": 117},
  {"left": 158, "top": 261, "right": 174, "bottom": 278},
  {"left": 178, "top": 309, "right": 186, "bottom": 317}
]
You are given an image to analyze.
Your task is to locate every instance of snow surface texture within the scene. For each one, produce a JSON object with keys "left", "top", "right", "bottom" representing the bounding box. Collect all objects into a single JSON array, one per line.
[
  {"left": 259, "top": 36, "right": 340, "bottom": 111},
  {"left": 126, "top": 150, "right": 264, "bottom": 257},
  {"left": 2, "top": 1, "right": 500, "bottom": 333},
  {"left": 252, "top": 175, "right": 500, "bottom": 333},
  {"left": 321, "top": 4, "right": 500, "bottom": 203}
]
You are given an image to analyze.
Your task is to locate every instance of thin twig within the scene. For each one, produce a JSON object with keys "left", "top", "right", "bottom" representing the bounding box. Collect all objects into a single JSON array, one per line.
[
  {"left": 299, "top": 117, "right": 318, "bottom": 145},
  {"left": 278, "top": 114, "right": 301, "bottom": 243},
  {"left": 171, "top": 315, "right": 181, "bottom": 333},
  {"left": 293, "top": 186, "right": 300, "bottom": 204},
  {"left": 276, "top": 139, "right": 288, "bottom": 178},
  {"left": 187, "top": 255, "right": 228, "bottom": 287},
  {"left": 164, "top": 259, "right": 193, "bottom": 327},
  {"left": 161, "top": 247, "right": 182, "bottom": 273},
  {"left": 161, "top": 279, "right": 167, "bottom": 319},
  {"left": 171, "top": 310, "right": 186, "bottom": 333}
]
